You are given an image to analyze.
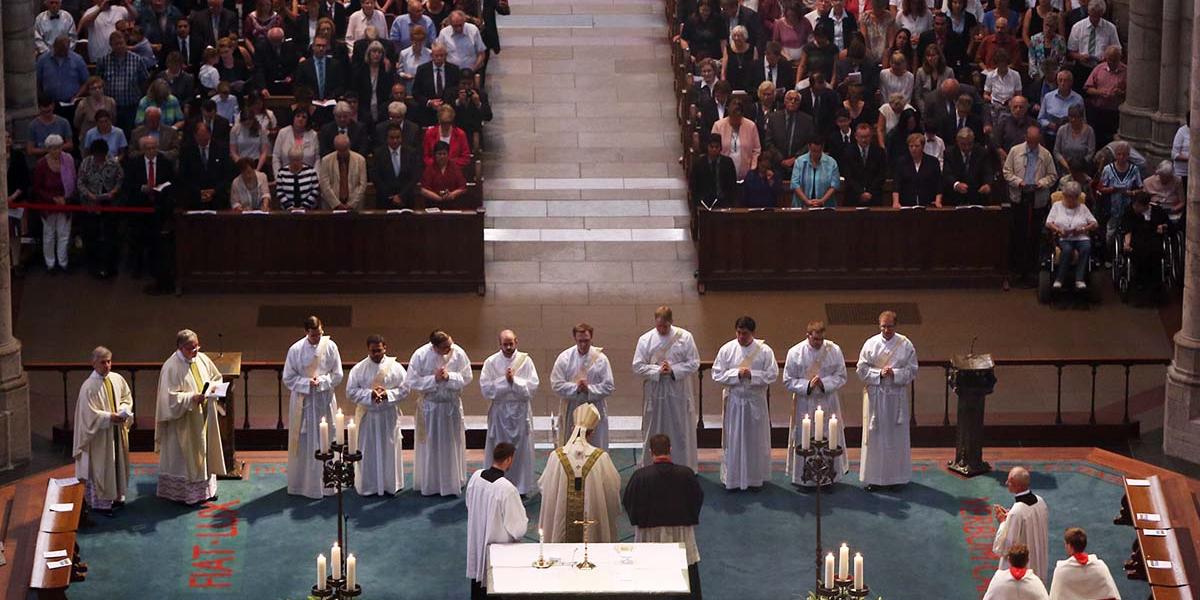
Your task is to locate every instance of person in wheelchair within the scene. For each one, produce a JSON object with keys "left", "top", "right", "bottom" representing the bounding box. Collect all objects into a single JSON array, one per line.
[
  {"left": 1142, "top": 160, "right": 1185, "bottom": 229},
  {"left": 1044, "top": 181, "right": 1098, "bottom": 290},
  {"left": 1120, "top": 194, "right": 1170, "bottom": 294}
]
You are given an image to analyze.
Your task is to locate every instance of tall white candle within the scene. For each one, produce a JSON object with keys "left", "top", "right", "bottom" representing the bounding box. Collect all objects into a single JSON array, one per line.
[
  {"left": 347, "top": 419, "right": 358, "bottom": 454},
  {"left": 334, "top": 409, "right": 346, "bottom": 444},
  {"left": 319, "top": 417, "right": 329, "bottom": 452},
  {"left": 331, "top": 543, "right": 342, "bottom": 579},
  {"left": 814, "top": 406, "right": 825, "bottom": 441},
  {"left": 317, "top": 554, "right": 327, "bottom": 591},
  {"left": 838, "top": 543, "right": 850, "bottom": 579},
  {"left": 824, "top": 553, "right": 835, "bottom": 588},
  {"left": 853, "top": 553, "right": 864, "bottom": 590},
  {"left": 828, "top": 414, "right": 839, "bottom": 449},
  {"left": 801, "top": 415, "right": 812, "bottom": 450},
  {"left": 346, "top": 554, "right": 357, "bottom": 590},
  {"left": 539, "top": 527, "right": 545, "bottom": 558}
]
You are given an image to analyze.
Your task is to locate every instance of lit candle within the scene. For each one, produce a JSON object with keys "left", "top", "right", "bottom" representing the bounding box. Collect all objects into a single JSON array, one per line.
[
  {"left": 853, "top": 553, "right": 864, "bottom": 590},
  {"left": 334, "top": 409, "right": 346, "bottom": 445},
  {"left": 824, "top": 553, "right": 835, "bottom": 588},
  {"left": 346, "top": 554, "right": 357, "bottom": 590},
  {"left": 347, "top": 419, "right": 358, "bottom": 454},
  {"left": 801, "top": 415, "right": 812, "bottom": 450},
  {"left": 331, "top": 543, "right": 342, "bottom": 579},
  {"left": 317, "top": 554, "right": 327, "bottom": 591},
  {"left": 838, "top": 543, "right": 849, "bottom": 579},
  {"left": 828, "top": 414, "right": 839, "bottom": 449},
  {"left": 814, "top": 406, "right": 825, "bottom": 442},
  {"left": 319, "top": 417, "right": 329, "bottom": 451},
  {"left": 538, "top": 527, "right": 545, "bottom": 558}
]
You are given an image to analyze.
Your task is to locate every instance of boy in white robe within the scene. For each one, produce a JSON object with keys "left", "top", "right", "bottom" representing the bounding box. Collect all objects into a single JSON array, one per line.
[
  {"left": 1048, "top": 527, "right": 1121, "bottom": 600},
  {"left": 633, "top": 306, "right": 701, "bottom": 471},
  {"left": 479, "top": 330, "right": 540, "bottom": 495},
  {"left": 855, "top": 310, "right": 918, "bottom": 490},
  {"left": 155, "top": 329, "right": 225, "bottom": 505},
  {"left": 783, "top": 321, "right": 848, "bottom": 486},
  {"left": 984, "top": 545, "right": 1051, "bottom": 600},
  {"left": 347, "top": 334, "right": 408, "bottom": 496},
  {"left": 712, "top": 316, "right": 779, "bottom": 491},
  {"left": 550, "top": 323, "right": 615, "bottom": 450},
  {"left": 465, "top": 442, "right": 529, "bottom": 600},
  {"left": 538, "top": 404, "right": 622, "bottom": 543},
  {"left": 283, "top": 316, "right": 344, "bottom": 499},
  {"left": 993, "top": 466, "right": 1050, "bottom": 579},
  {"left": 407, "top": 330, "right": 473, "bottom": 496},
  {"left": 74, "top": 346, "right": 132, "bottom": 514}
]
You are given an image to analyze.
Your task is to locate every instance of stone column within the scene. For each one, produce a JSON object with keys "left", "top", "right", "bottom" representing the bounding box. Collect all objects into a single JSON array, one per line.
[
  {"left": 1117, "top": 0, "right": 1162, "bottom": 148},
  {"left": 0, "top": 7, "right": 31, "bottom": 469},
  {"left": 1150, "top": 0, "right": 1183, "bottom": 157},
  {"left": 1163, "top": 0, "right": 1200, "bottom": 464},
  {"left": 2, "top": 0, "right": 39, "bottom": 142}
]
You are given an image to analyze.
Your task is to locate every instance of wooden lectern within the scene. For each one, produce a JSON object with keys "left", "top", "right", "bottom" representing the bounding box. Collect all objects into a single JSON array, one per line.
[
  {"left": 210, "top": 352, "right": 245, "bottom": 479},
  {"left": 946, "top": 352, "right": 996, "bottom": 478}
]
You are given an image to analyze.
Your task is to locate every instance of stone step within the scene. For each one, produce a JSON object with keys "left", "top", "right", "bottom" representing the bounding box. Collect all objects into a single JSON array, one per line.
[
  {"left": 487, "top": 177, "right": 685, "bottom": 191},
  {"left": 487, "top": 240, "right": 694, "bottom": 261},
  {"left": 484, "top": 228, "right": 690, "bottom": 242},
  {"left": 485, "top": 199, "right": 689, "bottom": 218},
  {"left": 486, "top": 216, "right": 682, "bottom": 229}
]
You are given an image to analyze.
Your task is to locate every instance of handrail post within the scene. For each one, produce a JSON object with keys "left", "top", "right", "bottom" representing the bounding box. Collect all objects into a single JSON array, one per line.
[
  {"left": 60, "top": 371, "right": 69, "bottom": 430},
  {"left": 942, "top": 365, "right": 950, "bottom": 426},
  {"left": 1089, "top": 364, "right": 1098, "bottom": 425},
  {"left": 1055, "top": 365, "right": 1063, "bottom": 425},
  {"left": 128, "top": 369, "right": 138, "bottom": 430},
  {"left": 242, "top": 369, "right": 251, "bottom": 430},
  {"left": 1122, "top": 365, "right": 1131, "bottom": 425}
]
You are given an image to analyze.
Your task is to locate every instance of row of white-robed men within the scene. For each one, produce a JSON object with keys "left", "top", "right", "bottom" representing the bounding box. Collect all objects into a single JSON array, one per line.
[{"left": 70, "top": 306, "right": 918, "bottom": 511}]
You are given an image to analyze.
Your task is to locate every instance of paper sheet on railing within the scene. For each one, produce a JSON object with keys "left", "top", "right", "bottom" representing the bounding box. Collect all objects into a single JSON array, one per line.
[
  {"left": 1147, "top": 560, "right": 1173, "bottom": 569},
  {"left": 1125, "top": 478, "right": 1151, "bottom": 486},
  {"left": 49, "top": 503, "right": 74, "bottom": 512},
  {"left": 50, "top": 477, "right": 79, "bottom": 487},
  {"left": 1135, "top": 512, "right": 1161, "bottom": 522},
  {"left": 1143, "top": 529, "right": 1168, "bottom": 537},
  {"left": 43, "top": 550, "right": 68, "bottom": 559},
  {"left": 47, "top": 559, "right": 72, "bottom": 569}
]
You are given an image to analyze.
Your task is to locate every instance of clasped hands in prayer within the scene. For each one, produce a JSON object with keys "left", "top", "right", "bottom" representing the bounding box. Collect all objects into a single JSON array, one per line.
[
  {"left": 436, "top": 367, "right": 450, "bottom": 382},
  {"left": 991, "top": 504, "right": 1009, "bottom": 523},
  {"left": 372, "top": 386, "right": 387, "bottom": 404},
  {"left": 659, "top": 362, "right": 675, "bottom": 380}
]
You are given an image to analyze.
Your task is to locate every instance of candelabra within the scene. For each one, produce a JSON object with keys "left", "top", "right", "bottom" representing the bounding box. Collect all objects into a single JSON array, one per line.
[
  {"left": 310, "top": 429, "right": 363, "bottom": 599},
  {"left": 797, "top": 439, "right": 870, "bottom": 599}
]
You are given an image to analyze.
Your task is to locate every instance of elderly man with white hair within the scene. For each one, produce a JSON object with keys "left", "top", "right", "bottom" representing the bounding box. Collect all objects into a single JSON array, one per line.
[
  {"left": 992, "top": 466, "right": 1050, "bottom": 579},
  {"left": 1142, "top": 160, "right": 1185, "bottom": 226},
  {"left": 1066, "top": 0, "right": 1119, "bottom": 68},
  {"left": 438, "top": 10, "right": 487, "bottom": 72},
  {"left": 1082, "top": 45, "right": 1125, "bottom": 147},
  {"left": 319, "top": 101, "right": 371, "bottom": 156},
  {"left": 155, "top": 329, "right": 225, "bottom": 506},
  {"left": 131, "top": 106, "right": 181, "bottom": 162},
  {"left": 74, "top": 346, "right": 132, "bottom": 515},
  {"left": 318, "top": 133, "right": 367, "bottom": 210},
  {"left": 373, "top": 101, "right": 422, "bottom": 151},
  {"left": 345, "top": 0, "right": 387, "bottom": 50}
]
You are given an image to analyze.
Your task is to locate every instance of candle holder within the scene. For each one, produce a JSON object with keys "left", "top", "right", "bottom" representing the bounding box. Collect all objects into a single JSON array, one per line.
[
  {"left": 797, "top": 437, "right": 845, "bottom": 592},
  {"left": 307, "top": 430, "right": 364, "bottom": 599},
  {"left": 814, "top": 577, "right": 870, "bottom": 600},
  {"left": 339, "top": 584, "right": 362, "bottom": 598},
  {"left": 311, "top": 584, "right": 334, "bottom": 599},
  {"left": 572, "top": 519, "right": 597, "bottom": 570}
]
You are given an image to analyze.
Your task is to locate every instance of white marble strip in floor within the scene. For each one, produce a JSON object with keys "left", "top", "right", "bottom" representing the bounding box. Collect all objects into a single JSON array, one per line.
[
  {"left": 485, "top": 199, "right": 690, "bottom": 218},
  {"left": 484, "top": 228, "right": 690, "bottom": 242},
  {"left": 488, "top": 177, "right": 686, "bottom": 191}
]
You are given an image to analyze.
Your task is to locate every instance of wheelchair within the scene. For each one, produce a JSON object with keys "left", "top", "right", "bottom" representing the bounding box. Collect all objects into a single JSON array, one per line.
[
  {"left": 1037, "top": 231, "right": 1103, "bottom": 305},
  {"left": 1162, "top": 219, "right": 1186, "bottom": 290},
  {"left": 1110, "top": 229, "right": 1175, "bottom": 304}
]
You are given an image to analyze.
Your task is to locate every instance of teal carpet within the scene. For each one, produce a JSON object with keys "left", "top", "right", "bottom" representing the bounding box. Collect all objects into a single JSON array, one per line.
[{"left": 73, "top": 453, "right": 1147, "bottom": 599}]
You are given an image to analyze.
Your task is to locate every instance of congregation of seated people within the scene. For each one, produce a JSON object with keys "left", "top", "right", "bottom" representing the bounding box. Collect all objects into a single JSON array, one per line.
[
  {"left": 673, "top": 0, "right": 1189, "bottom": 291},
  {"left": 20, "top": 0, "right": 504, "bottom": 289}
]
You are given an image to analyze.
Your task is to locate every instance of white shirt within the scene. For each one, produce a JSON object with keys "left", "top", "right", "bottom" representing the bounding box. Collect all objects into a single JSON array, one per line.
[
  {"left": 1067, "top": 18, "right": 1120, "bottom": 62},
  {"left": 985, "top": 69, "right": 1024, "bottom": 106},
  {"left": 344, "top": 9, "right": 388, "bottom": 50},
  {"left": 1045, "top": 201, "right": 1097, "bottom": 241},
  {"left": 34, "top": 10, "right": 77, "bottom": 55},
  {"left": 1171, "top": 124, "right": 1189, "bottom": 177},
  {"left": 81, "top": 5, "right": 131, "bottom": 62},
  {"left": 398, "top": 45, "right": 432, "bottom": 78},
  {"left": 437, "top": 23, "right": 487, "bottom": 71}
]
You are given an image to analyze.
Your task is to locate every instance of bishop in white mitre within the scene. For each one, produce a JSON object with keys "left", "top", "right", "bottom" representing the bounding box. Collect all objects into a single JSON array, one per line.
[
  {"left": 407, "top": 330, "right": 473, "bottom": 496},
  {"left": 984, "top": 545, "right": 1051, "bottom": 600},
  {"left": 155, "top": 329, "right": 225, "bottom": 505},
  {"left": 347, "top": 334, "right": 408, "bottom": 496},
  {"left": 783, "top": 321, "right": 848, "bottom": 486},
  {"left": 283, "top": 316, "right": 344, "bottom": 499},
  {"left": 538, "top": 404, "right": 621, "bottom": 543},
  {"left": 632, "top": 306, "right": 701, "bottom": 471},
  {"left": 550, "top": 323, "right": 614, "bottom": 450},
  {"left": 712, "top": 316, "right": 779, "bottom": 491},
  {"left": 479, "top": 329, "right": 540, "bottom": 495},
  {"left": 74, "top": 346, "right": 132, "bottom": 512},
  {"left": 855, "top": 310, "right": 918, "bottom": 489},
  {"left": 1048, "top": 527, "right": 1121, "bottom": 600},
  {"left": 465, "top": 442, "right": 529, "bottom": 599},
  {"left": 993, "top": 466, "right": 1050, "bottom": 578}
]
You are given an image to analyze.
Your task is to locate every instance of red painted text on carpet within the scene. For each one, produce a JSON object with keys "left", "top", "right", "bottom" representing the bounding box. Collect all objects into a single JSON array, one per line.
[{"left": 190, "top": 500, "right": 241, "bottom": 588}]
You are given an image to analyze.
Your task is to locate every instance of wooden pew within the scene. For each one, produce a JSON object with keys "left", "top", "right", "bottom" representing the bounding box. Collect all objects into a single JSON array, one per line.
[
  {"left": 29, "top": 479, "right": 85, "bottom": 600},
  {"left": 1115, "top": 475, "right": 1200, "bottom": 599}
]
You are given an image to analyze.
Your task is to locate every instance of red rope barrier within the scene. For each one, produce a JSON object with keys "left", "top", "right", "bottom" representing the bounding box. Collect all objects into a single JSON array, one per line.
[{"left": 10, "top": 203, "right": 155, "bottom": 214}]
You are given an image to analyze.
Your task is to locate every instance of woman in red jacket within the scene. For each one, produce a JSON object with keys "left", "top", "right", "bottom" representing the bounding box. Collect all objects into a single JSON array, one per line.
[{"left": 422, "top": 105, "right": 471, "bottom": 168}]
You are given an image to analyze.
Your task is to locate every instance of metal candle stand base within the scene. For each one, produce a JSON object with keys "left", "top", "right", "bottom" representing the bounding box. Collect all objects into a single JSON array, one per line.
[
  {"left": 797, "top": 439, "right": 870, "bottom": 597},
  {"left": 532, "top": 556, "right": 553, "bottom": 569},
  {"left": 816, "top": 578, "right": 871, "bottom": 599},
  {"left": 309, "top": 436, "right": 364, "bottom": 599}
]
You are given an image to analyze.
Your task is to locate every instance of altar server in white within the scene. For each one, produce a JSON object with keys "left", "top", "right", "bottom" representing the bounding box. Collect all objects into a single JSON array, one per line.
[
  {"left": 784, "top": 321, "right": 848, "bottom": 486},
  {"left": 550, "top": 323, "right": 615, "bottom": 450},
  {"left": 993, "top": 466, "right": 1050, "bottom": 579},
  {"left": 712, "top": 316, "right": 779, "bottom": 491},
  {"left": 155, "top": 329, "right": 225, "bottom": 505},
  {"left": 347, "top": 334, "right": 408, "bottom": 496},
  {"left": 466, "top": 442, "right": 529, "bottom": 600},
  {"left": 538, "top": 404, "right": 621, "bottom": 543},
  {"left": 407, "top": 330, "right": 473, "bottom": 496},
  {"left": 74, "top": 346, "right": 132, "bottom": 513},
  {"left": 855, "top": 310, "right": 918, "bottom": 490},
  {"left": 984, "top": 545, "right": 1051, "bottom": 600},
  {"left": 283, "top": 316, "right": 344, "bottom": 499},
  {"left": 479, "top": 329, "right": 540, "bottom": 495},
  {"left": 632, "top": 306, "right": 701, "bottom": 471},
  {"left": 1048, "top": 528, "right": 1121, "bottom": 600}
]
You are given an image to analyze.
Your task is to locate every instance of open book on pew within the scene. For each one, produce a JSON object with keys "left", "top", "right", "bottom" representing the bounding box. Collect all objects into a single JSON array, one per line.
[
  {"left": 153, "top": 182, "right": 172, "bottom": 192},
  {"left": 241, "top": 210, "right": 270, "bottom": 215},
  {"left": 955, "top": 205, "right": 986, "bottom": 209},
  {"left": 387, "top": 209, "right": 417, "bottom": 214},
  {"left": 312, "top": 99, "right": 338, "bottom": 108},
  {"left": 186, "top": 210, "right": 218, "bottom": 215},
  {"left": 899, "top": 205, "right": 925, "bottom": 210}
]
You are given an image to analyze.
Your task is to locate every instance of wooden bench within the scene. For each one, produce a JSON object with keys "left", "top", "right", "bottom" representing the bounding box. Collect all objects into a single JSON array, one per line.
[
  {"left": 29, "top": 479, "right": 85, "bottom": 600},
  {"left": 1115, "top": 475, "right": 1200, "bottom": 600}
]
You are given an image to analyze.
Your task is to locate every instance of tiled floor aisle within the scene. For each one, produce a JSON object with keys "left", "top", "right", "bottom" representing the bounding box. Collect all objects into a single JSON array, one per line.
[{"left": 482, "top": 0, "right": 697, "bottom": 303}]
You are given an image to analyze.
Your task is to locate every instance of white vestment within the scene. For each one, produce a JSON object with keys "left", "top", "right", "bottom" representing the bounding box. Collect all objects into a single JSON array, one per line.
[
  {"left": 283, "top": 336, "right": 344, "bottom": 499},
  {"left": 994, "top": 493, "right": 1050, "bottom": 578},
  {"left": 983, "top": 569, "right": 1051, "bottom": 600},
  {"left": 73, "top": 371, "right": 132, "bottom": 503},
  {"left": 537, "top": 440, "right": 621, "bottom": 543},
  {"left": 712, "top": 338, "right": 779, "bottom": 490},
  {"left": 479, "top": 351, "right": 540, "bottom": 495},
  {"left": 155, "top": 351, "right": 225, "bottom": 504},
  {"left": 783, "top": 340, "right": 848, "bottom": 485},
  {"left": 465, "top": 469, "right": 529, "bottom": 582},
  {"left": 407, "top": 343, "right": 472, "bottom": 496},
  {"left": 855, "top": 333, "right": 918, "bottom": 486},
  {"left": 633, "top": 326, "right": 701, "bottom": 471},
  {"left": 550, "top": 347, "right": 615, "bottom": 450},
  {"left": 1048, "top": 555, "right": 1121, "bottom": 600},
  {"left": 347, "top": 355, "right": 408, "bottom": 496}
]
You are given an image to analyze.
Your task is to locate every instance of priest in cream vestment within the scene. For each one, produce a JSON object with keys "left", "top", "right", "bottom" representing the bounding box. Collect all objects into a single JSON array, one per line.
[
  {"left": 283, "top": 316, "right": 344, "bottom": 499},
  {"left": 479, "top": 330, "right": 540, "bottom": 495},
  {"left": 784, "top": 322, "right": 849, "bottom": 486},
  {"left": 347, "top": 334, "right": 408, "bottom": 496},
  {"left": 155, "top": 329, "right": 225, "bottom": 505},
  {"left": 538, "top": 404, "right": 621, "bottom": 544},
  {"left": 551, "top": 323, "right": 615, "bottom": 450},
  {"left": 712, "top": 316, "right": 779, "bottom": 491},
  {"left": 74, "top": 346, "right": 132, "bottom": 512},
  {"left": 632, "top": 306, "right": 701, "bottom": 471},
  {"left": 407, "top": 330, "right": 473, "bottom": 496},
  {"left": 855, "top": 310, "right": 918, "bottom": 488},
  {"left": 993, "top": 467, "right": 1050, "bottom": 579}
]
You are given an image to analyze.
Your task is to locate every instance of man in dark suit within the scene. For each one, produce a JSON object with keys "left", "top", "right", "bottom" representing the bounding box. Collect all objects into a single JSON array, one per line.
[
  {"left": 941, "top": 128, "right": 994, "bottom": 206},
  {"left": 373, "top": 102, "right": 423, "bottom": 151},
  {"left": 189, "top": 0, "right": 238, "bottom": 48},
  {"left": 288, "top": 0, "right": 324, "bottom": 49},
  {"left": 138, "top": 0, "right": 184, "bottom": 47},
  {"left": 923, "top": 78, "right": 980, "bottom": 132},
  {"left": 719, "top": 0, "right": 766, "bottom": 51},
  {"left": 938, "top": 94, "right": 985, "bottom": 148},
  {"left": 696, "top": 81, "right": 733, "bottom": 140},
  {"left": 745, "top": 42, "right": 795, "bottom": 99},
  {"left": 763, "top": 90, "right": 817, "bottom": 172},
  {"left": 917, "top": 12, "right": 966, "bottom": 71},
  {"left": 480, "top": 0, "right": 511, "bottom": 55},
  {"left": 318, "top": 102, "right": 371, "bottom": 156},
  {"left": 826, "top": 109, "right": 855, "bottom": 160},
  {"left": 320, "top": 0, "right": 350, "bottom": 39},
  {"left": 412, "top": 44, "right": 462, "bottom": 126},
  {"left": 254, "top": 27, "right": 302, "bottom": 95},
  {"left": 838, "top": 122, "right": 887, "bottom": 206},
  {"left": 294, "top": 35, "right": 349, "bottom": 103},
  {"left": 179, "top": 122, "right": 233, "bottom": 210},
  {"left": 893, "top": 133, "right": 943, "bottom": 207},
  {"left": 799, "top": 73, "right": 840, "bottom": 136},
  {"left": 689, "top": 134, "right": 738, "bottom": 211},
  {"left": 122, "top": 135, "right": 177, "bottom": 293},
  {"left": 183, "top": 100, "right": 232, "bottom": 147},
  {"left": 372, "top": 123, "right": 424, "bottom": 209},
  {"left": 164, "top": 17, "right": 204, "bottom": 73}
]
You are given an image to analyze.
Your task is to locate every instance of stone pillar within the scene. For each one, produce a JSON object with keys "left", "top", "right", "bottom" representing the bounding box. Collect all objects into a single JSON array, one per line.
[
  {"left": 0, "top": 7, "right": 31, "bottom": 469},
  {"left": 1117, "top": 0, "right": 1162, "bottom": 148},
  {"left": 2, "top": 0, "right": 39, "bottom": 142},
  {"left": 1150, "top": 0, "right": 1183, "bottom": 157},
  {"left": 1163, "top": 0, "right": 1200, "bottom": 464}
]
